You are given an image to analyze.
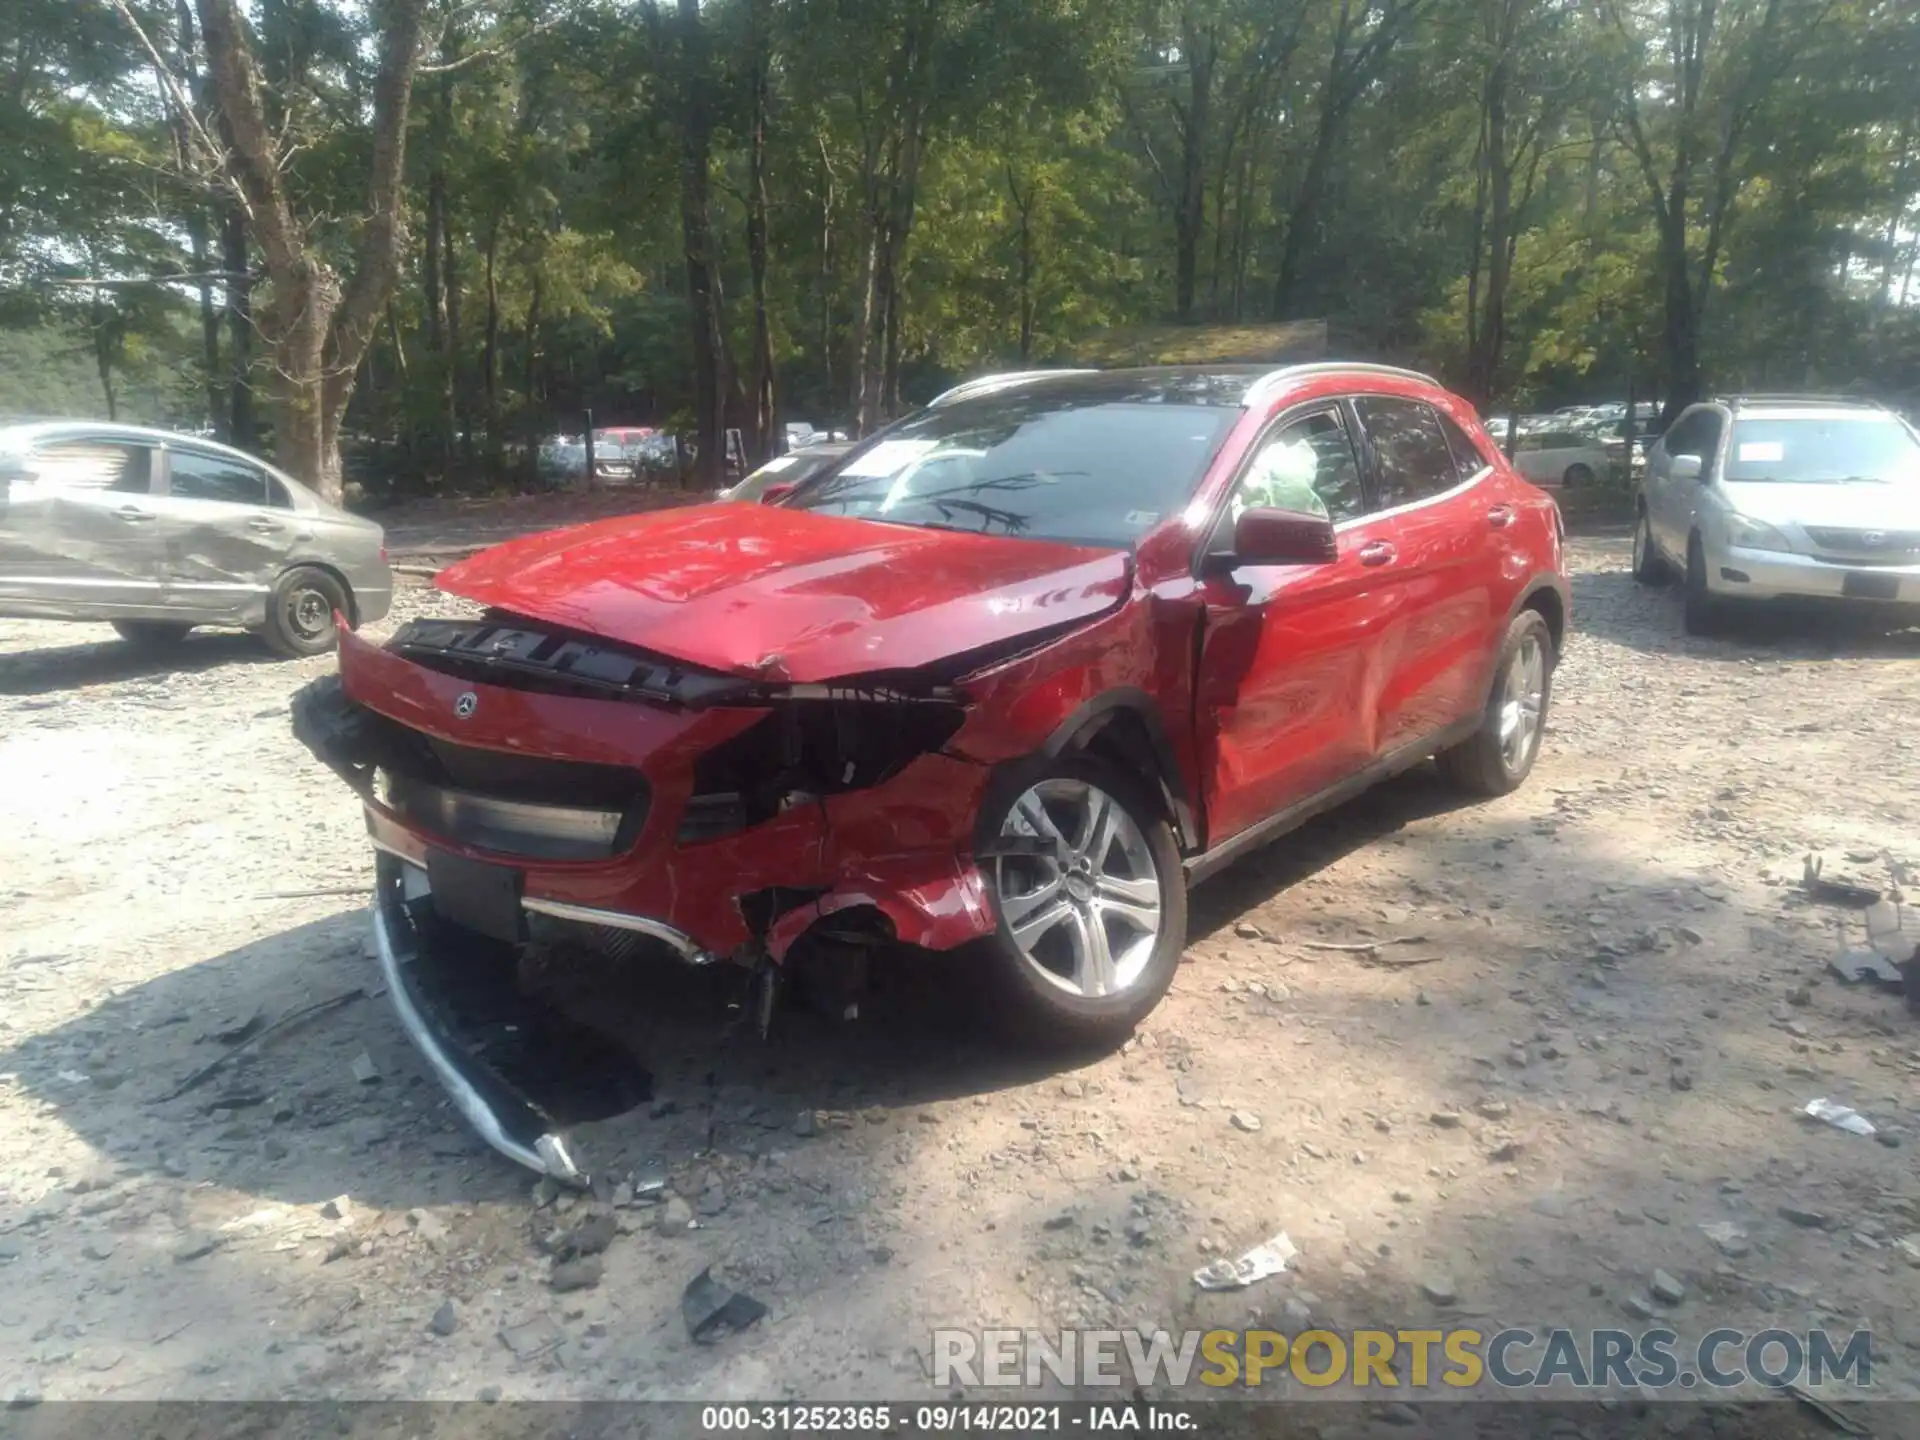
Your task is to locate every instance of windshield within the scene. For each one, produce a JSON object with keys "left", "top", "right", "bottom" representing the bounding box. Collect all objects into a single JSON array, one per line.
[
  {"left": 786, "top": 392, "right": 1239, "bottom": 548},
  {"left": 1724, "top": 415, "right": 1920, "bottom": 486}
]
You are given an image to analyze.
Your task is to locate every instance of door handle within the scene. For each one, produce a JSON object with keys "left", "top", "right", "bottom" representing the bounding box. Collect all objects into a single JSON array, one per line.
[
  {"left": 246, "top": 517, "right": 283, "bottom": 533},
  {"left": 1358, "top": 540, "right": 1397, "bottom": 567},
  {"left": 114, "top": 505, "right": 154, "bottom": 522},
  {"left": 1487, "top": 505, "right": 1516, "bottom": 528}
]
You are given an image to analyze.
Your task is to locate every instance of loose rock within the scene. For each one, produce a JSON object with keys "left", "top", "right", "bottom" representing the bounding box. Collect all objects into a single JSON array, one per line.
[{"left": 428, "top": 1300, "right": 459, "bottom": 1337}]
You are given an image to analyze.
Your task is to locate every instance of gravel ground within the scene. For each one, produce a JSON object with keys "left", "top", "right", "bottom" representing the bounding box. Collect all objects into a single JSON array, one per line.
[{"left": 2, "top": 536, "right": 1918, "bottom": 1427}]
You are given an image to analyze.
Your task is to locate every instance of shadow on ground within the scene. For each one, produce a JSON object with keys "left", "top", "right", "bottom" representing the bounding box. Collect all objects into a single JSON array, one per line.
[{"left": 0, "top": 628, "right": 278, "bottom": 696}]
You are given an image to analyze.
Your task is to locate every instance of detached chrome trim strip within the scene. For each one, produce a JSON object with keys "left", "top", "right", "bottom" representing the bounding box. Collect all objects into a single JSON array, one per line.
[
  {"left": 369, "top": 903, "right": 584, "bottom": 1184},
  {"left": 521, "top": 897, "right": 717, "bottom": 965}
]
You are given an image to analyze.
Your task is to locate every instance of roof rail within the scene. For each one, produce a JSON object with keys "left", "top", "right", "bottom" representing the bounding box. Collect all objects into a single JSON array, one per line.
[
  {"left": 1243, "top": 361, "right": 1441, "bottom": 409},
  {"left": 1719, "top": 393, "right": 1887, "bottom": 410},
  {"left": 926, "top": 369, "right": 1099, "bottom": 408}
]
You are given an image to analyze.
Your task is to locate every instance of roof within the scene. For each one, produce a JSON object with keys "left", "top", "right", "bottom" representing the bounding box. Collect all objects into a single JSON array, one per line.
[
  {"left": 0, "top": 419, "right": 286, "bottom": 470},
  {"left": 928, "top": 362, "right": 1440, "bottom": 412}
]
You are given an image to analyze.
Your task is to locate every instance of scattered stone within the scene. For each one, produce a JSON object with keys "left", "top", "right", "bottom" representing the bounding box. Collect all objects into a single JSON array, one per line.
[
  {"left": 1059, "top": 1079, "right": 1086, "bottom": 1098},
  {"left": 1650, "top": 1270, "right": 1686, "bottom": 1305},
  {"left": 498, "top": 1314, "right": 565, "bottom": 1360},
  {"left": 407, "top": 1208, "right": 448, "bottom": 1246},
  {"left": 1125, "top": 1218, "right": 1153, "bottom": 1246},
  {"left": 1670, "top": 1067, "right": 1693, "bottom": 1092},
  {"left": 557, "top": 1210, "right": 618, "bottom": 1258},
  {"left": 1280, "top": 1296, "right": 1313, "bottom": 1329},
  {"left": 173, "top": 1233, "right": 224, "bottom": 1263},
  {"left": 1234, "top": 922, "right": 1263, "bottom": 940},
  {"left": 320, "top": 1195, "right": 351, "bottom": 1222},
  {"left": 477, "top": 1387, "right": 502, "bottom": 1404},
  {"left": 658, "top": 1197, "right": 696, "bottom": 1236},
  {"left": 1429, "top": 1111, "right": 1463, "bottom": 1129},
  {"left": 1778, "top": 1204, "right": 1830, "bottom": 1230},
  {"left": 349, "top": 1050, "right": 380, "bottom": 1085},
  {"left": 1392, "top": 1190, "right": 1414, "bottom": 1203},
  {"left": 1487, "top": 1141, "right": 1522, "bottom": 1163},
  {"left": 429, "top": 1300, "right": 460, "bottom": 1337},
  {"left": 82, "top": 1240, "right": 116, "bottom": 1261},
  {"left": 1043, "top": 1210, "right": 1078, "bottom": 1231},
  {"left": 1622, "top": 1294, "right": 1657, "bottom": 1320},
  {"left": 794, "top": 1109, "right": 818, "bottom": 1138},
  {"left": 1378, "top": 1402, "right": 1421, "bottom": 1427},
  {"left": 1677, "top": 925, "right": 1704, "bottom": 945},
  {"left": 549, "top": 1256, "right": 604, "bottom": 1293},
  {"left": 1229, "top": 1111, "right": 1262, "bottom": 1133},
  {"left": 531, "top": 1177, "right": 559, "bottom": 1209},
  {"left": 1475, "top": 1099, "right": 1510, "bottom": 1120},
  {"left": 1700, "top": 1221, "right": 1750, "bottom": 1258},
  {"left": 1421, "top": 1275, "right": 1458, "bottom": 1306}
]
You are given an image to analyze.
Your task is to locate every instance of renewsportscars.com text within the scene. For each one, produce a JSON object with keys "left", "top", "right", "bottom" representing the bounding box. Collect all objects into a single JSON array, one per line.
[{"left": 932, "top": 1327, "right": 1872, "bottom": 1392}]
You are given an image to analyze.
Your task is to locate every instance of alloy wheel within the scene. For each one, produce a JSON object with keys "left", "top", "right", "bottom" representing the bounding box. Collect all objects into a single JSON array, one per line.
[
  {"left": 1497, "top": 634, "right": 1546, "bottom": 772},
  {"left": 994, "top": 779, "right": 1162, "bottom": 999},
  {"left": 285, "top": 586, "right": 332, "bottom": 642}
]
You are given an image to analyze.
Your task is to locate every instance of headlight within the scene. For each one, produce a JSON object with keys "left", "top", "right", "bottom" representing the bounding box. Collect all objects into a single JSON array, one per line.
[{"left": 1726, "top": 514, "right": 1792, "bottom": 553}]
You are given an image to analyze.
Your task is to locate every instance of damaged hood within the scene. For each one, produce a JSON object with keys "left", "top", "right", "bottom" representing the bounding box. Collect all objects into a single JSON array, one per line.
[{"left": 436, "top": 503, "right": 1131, "bottom": 683}]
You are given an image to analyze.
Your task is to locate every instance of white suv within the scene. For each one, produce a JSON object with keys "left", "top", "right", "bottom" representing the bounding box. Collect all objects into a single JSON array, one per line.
[{"left": 1633, "top": 395, "right": 1920, "bottom": 634}]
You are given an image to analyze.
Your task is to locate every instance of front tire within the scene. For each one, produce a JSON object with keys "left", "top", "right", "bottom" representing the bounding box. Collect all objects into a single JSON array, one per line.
[
  {"left": 979, "top": 756, "right": 1186, "bottom": 1046},
  {"left": 1563, "top": 462, "right": 1595, "bottom": 488},
  {"left": 260, "top": 566, "right": 350, "bottom": 658},
  {"left": 111, "top": 620, "right": 193, "bottom": 647},
  {"left": 1632, "top": 507, "right": 1668, "bottom": 584},
  {"left": 1436, "top": 609, "right": 1555, "bottom": 797}
]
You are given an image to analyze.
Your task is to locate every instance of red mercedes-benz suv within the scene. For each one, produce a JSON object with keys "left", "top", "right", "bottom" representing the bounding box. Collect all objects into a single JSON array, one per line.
[{"left": 294, "top": 363, "right": 1568, "bottom": 1181}]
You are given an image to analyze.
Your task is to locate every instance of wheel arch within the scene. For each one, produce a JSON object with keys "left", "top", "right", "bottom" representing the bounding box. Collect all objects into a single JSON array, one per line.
[
  {"left": 1506, "top": 574, "right": 1567, "bottom": 657},
  {"left": 1037, "top": 688, "right": 1199, "bottom": 852}
]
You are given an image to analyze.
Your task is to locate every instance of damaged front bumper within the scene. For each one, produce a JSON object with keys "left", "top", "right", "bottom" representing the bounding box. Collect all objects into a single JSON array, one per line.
[
  {"left": 295, "top": 627, "right": 1007, "bottom": 1182},
  {"left": 369, "top": 852, "right": 587, "bottom": 1183}
]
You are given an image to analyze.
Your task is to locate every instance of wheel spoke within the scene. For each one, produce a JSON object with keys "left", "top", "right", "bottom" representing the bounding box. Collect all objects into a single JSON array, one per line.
[
  {"left": 999, "top": 873, "right": 1063, "bottom": 929},
  {"left": 1010, "top": 895, "right": 1075, "bottom": 950},
  {"left": 1067, "top": 910, "right": 1117, "bottom": 997},
  {"left": 1076, "top": 788, "right": 1115, "bottom": 865},
  {"left": 1013, "top": 793, "right": 1068, "bottom": 860}
]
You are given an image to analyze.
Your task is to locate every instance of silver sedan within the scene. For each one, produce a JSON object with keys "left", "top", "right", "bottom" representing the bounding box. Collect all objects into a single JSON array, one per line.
[{"left": 0, "top": 421, "right": 391, "bottom": 655}]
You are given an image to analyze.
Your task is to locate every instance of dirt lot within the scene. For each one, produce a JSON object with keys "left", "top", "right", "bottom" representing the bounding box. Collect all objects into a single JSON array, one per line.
[{"left": 3, "top": 535, "right": 1919, "bottom": 1424}]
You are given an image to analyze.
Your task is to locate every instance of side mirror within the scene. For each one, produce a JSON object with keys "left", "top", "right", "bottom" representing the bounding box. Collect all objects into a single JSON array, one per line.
[
  {"left": 1669, "top": 454, "right": 1703, "bottom": 482},
  {"left": 759, "top": 481, "right": 797, "bottom": 505},
  {"left": 1209, "top": 507, "right": 1338, "bottom": 572}
]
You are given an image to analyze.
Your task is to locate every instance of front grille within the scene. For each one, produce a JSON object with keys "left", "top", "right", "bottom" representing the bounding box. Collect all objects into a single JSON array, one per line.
[
  {"left": 366, "top": 711, "right": 650, "bottom": 861},
  {"left": 1805, "top": 527, "right": 1920, "bottom": 561}
]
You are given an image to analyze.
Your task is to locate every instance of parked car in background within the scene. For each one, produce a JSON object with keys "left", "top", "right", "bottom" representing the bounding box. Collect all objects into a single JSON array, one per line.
[
  {"left": 0, "top": 421, "right": 390, "bottom": 655},
  {"left": 1634, "top": 394, "right": 1920, "bottom": 633},
  {"left": 1510, "top": 428, "right": 1612, "bottom": 488},
  {"left": 290, "top": 361, "right": 1569, "bottom": 1180},
  {"left": 719, "top": 441, "right": 852, "bottom": 502}
]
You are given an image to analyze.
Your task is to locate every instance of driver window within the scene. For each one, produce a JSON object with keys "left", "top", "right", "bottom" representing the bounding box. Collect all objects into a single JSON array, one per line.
[{"left": 1226, "top": 410, "right": 1364, "bottom": 528}]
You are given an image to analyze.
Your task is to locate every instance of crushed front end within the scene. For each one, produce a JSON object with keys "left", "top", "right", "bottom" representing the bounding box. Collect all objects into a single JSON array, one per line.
[{"left": 291, "top": 615, "right": 1008, "bottom": 1182}]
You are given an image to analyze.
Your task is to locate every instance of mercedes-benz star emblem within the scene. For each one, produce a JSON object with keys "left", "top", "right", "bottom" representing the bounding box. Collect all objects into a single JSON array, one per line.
[
  {"left": 453, "top": 691, "right": 478, "bottom": 719},
  {"left": 1861, "top": 531, "right": 1887, "bottom": 548}
]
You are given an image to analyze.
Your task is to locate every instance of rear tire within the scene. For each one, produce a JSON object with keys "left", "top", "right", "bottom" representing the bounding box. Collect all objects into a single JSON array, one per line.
[
  {"left": 260, "top": 566, "right": 350, "bottom": 658},
  {"left": 1436, "top": 609, "right": 1555, "bottom": 798},
  {"left": 1631, "top": 507, "right": 1668, "bottom": 584},
  {"left": 111, "top": 620, "right": 193, "bottom": 647},
  {"left": 1683, "top": 537, "right": 1725, "bottom": 637},
  {"left": 978, "top": 755, "right": 1186, "bottom": 1047},
  {"left": 1563, "top": 462, "right": 1595, "bottom": 488}
]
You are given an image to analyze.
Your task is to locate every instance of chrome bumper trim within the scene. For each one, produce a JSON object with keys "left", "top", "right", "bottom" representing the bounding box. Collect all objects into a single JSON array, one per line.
[
  {"left": 522, "top": 896, "right": 717, "bottom": 965},
  {"left": 369, "top": 901, "right": 585, "bottom": 1185}
]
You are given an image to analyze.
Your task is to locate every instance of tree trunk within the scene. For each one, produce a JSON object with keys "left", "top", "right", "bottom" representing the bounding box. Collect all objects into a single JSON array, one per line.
[
  {"left": 221, "top": 203, "right": 252, "bottom": 443},
  {"left": 745, "top": 0, "right": 776, "bottom": 464},
  {"left": 522, "top": 266, "right": 544, "bottom": 486},
  {"left": 853, "top": 202, "right": 882, "bottom": 435},
  {"left": 89, "top": 291, "right": 117, "bottom": 421},
  {"left": 482, "top": 216, "right": 501, "bottom": 467},
  {"left": 1463, "top": 25, "right": 1512, "bottom": 411},
  {"left": 1008, "top": 164, "right": 1036, "bottom": 362},
  {"left": 1172, "top": 11, "right": 1213, "bottom": 324},
  {"left": 677, "top": 0, "right": 726, "bottom": 488},
  {"left": 193, "top": 0, "right": 424, "bottom": 501}
]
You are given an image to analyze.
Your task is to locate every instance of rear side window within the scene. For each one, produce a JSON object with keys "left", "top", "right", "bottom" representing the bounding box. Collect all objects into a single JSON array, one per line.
[
  {"left": 169, "top": 448, "right": 269, "bottom": 505},
  {"left": 30, "top": 440, "right": 153, "bottom": 495},
  {"left": 1352, "top": 397, "right": 1462, "bottom": 509},
  {"left": 1436, "top": 412, "right": 1489, "bottom": 482},
  {"left": 1663, "top": 409, "right": 1723, "bottom": 460}
]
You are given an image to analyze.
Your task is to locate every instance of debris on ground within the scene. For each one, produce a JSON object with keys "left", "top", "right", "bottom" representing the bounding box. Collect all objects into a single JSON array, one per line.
[
  {"left": 1804, "top": 1098, "right": 1876, "bottom": 1136},
  {"left": 549, "top": 1256, "right": 605, "bottom": 1292},
  {"left": 428, "top": 1300, "right": 459, "bottom": 1336},
  {"left": 1192, "top": 1231, "right": 1297, "bottom": 1290},
  {"left": 158, "top": 989, "right": 365, "bottom": 1101},
  {"left": 350, "top": 1050, "right": 380, "bottom": 1084},
  {"left": 1803, "top": 854, "right": 1883, "bottom": 908},
  {"left": 682, "top": 1267, "right": 769, "bottom": 1343},
  {"left": 1700, "top": 1221, "right": 1751, "bottom": 1258},
  {"left": 1229, "top": 1110, "right": 1262, "bottom": 1133}
]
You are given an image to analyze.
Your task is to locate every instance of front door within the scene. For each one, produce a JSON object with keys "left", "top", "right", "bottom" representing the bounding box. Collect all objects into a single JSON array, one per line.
[
  {"left": 0, "top": 435, "right": 163, "bottom": 613},
  {"left": 1195, "top": 403, "right": 1394, "bottom": 845}
]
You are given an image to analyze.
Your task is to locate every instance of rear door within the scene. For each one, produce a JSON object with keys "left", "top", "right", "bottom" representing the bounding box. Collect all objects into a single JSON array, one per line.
[
  {"left": 0, "top": 435, "right": 164, "bottom": 612},
  {"left": 1350, "top": 395, "right": 1503, "bottom": 756},
  {"left": 151, "top": 443, "right": 298, "bottom": 614},
  {"left": 1194, "top": 403, "right": 1396, "bottom": 843},
  {"left": 1647, "top": 407, "right": 1722, "bottom": 558}
]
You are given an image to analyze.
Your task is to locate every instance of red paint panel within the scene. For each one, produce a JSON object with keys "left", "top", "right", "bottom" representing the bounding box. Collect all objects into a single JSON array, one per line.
[{"left": 435, "top": 503, "right": 1130, "bottom": 683}]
